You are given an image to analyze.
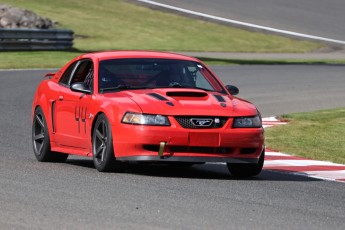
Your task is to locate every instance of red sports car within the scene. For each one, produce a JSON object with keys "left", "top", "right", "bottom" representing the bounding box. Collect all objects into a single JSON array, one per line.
[{"left": 32, "top": 51, "right": 264, "bottom": 176}]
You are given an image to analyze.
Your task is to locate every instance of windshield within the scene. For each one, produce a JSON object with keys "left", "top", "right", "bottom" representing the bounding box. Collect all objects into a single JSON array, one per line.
[{"left": 98, "top": 59, "right": 225, "bottom": 93}]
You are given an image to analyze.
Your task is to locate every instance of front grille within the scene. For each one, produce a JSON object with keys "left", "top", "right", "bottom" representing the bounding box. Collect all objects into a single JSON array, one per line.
[{"left": 174, "top": 116, "right": 228, "bottom": 129}]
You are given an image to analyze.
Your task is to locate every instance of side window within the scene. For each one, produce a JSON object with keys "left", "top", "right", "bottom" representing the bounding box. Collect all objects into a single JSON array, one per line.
[
  {"left": 59, "top": 62, "right": 77, "bottom": 86},
  {"left": 70, "top": 60, "right": 94, "bottom": 91}
]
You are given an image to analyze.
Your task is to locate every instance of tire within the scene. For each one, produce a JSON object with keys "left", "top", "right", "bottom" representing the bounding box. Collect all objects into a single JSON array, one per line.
[
  {"left": 92, "top": 114, "right": 124, "bottom": 172},
  {"left": 168, "top": 162, "right": 204, "bottom": 167},
  {"left": 169, "top": 162, "right": 195, "bottom": 167},
  {"left": 32, "top": 107, "right": 68, "bottom": 162},
  {"left": 227, "top": 149, "right": 265, "bottom": 177}
]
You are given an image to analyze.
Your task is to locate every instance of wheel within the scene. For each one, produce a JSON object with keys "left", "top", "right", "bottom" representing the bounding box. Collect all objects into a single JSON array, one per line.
[
  {"left": 227, "top": 149, "right": 265, "bottom": 177},
  {"left": 32, "top": 107, "right": 68, "bottom": 162},
  {"left": 92, "top": 114, "right": 124, "bottom": 172}
]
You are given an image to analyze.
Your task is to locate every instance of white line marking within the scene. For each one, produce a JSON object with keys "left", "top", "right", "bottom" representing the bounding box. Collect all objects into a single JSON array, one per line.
[
  {"left": 264, "top": 122, "right": 288, "bottom": 125},
  {"left": 262, "top": 117, "right": 280, "bottom": 122},
  {"left": 304, "top": 170, "right": 345, "bottom": 180},
  {"left": 264, "top": 160, "right": 343, "bottom": 167},
  {"left": 137, "top": 0, "right": 345, "bottom": 45},
  {"left": 265, "top": 151, "right": 291, "bottom": 156}
]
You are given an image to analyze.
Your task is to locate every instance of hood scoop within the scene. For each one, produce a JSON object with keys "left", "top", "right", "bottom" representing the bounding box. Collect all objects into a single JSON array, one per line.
[{"left": 166, "top": 91, "right": 208, "bottom": 98}]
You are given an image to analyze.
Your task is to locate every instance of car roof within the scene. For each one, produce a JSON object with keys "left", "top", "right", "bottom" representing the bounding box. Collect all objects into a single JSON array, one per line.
[{"left": 77, "top": 51, "right": 200, "bottom": 62}]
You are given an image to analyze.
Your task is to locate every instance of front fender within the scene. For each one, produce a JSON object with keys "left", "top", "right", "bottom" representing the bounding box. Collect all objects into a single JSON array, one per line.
[{"left": 96, "top": 96, "right": 142, "bottom": 126}]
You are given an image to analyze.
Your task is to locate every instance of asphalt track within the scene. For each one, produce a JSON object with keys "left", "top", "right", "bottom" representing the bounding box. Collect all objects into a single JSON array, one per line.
[
  {"left": 151, "top": 0, "right": 345, "bottom": 42},
  {"left": 0, "top": 67, "right": 344, "bottom": 229},
  {"left": 213, "top": 65, "right": 345, "bottom": 116}
]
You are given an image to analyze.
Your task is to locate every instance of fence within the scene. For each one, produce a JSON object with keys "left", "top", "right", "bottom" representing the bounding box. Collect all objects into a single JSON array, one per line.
[{"left": 0, "top": 28, "right": 74, "bottom": 50}]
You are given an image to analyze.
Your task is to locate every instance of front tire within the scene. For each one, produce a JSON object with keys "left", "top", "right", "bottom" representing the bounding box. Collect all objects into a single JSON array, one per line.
[
  {"left": 32, "top": 107, "right": 68, "bottom": 162},
  {"left": 92, "top": 114, "right": 124, "bottom": 172},
  {"left": 227, "top": 149, "right": 265, "bottom": 177}
]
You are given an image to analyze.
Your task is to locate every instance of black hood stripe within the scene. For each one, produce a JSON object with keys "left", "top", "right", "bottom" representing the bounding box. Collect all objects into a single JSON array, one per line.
[
  {"left": 213, "top": 94, "right": 226, "bottom": 102},
  {"left": 148, "top": 93, "right": 168, "bottom": 101}
]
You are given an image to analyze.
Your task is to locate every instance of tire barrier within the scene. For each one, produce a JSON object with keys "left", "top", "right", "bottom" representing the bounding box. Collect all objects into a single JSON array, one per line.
[{"left": 0, "top": 28, "right": 73, "bottom": 50}]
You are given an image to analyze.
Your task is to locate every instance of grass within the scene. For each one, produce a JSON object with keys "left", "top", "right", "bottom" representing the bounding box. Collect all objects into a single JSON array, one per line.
[
  {"left": 265, "top": 108, "right": 345, "bottom": 164},
  {"left": 196, "top": 57, "right": 345, "bottom": 66},
  {"left": 1, "top": 0, "right": 341, "bottom": 69},
  {"left": 1, "top": 51, "right": 345, "bottom": 69},
  {"left": 0, "top": 51, "right": 83, "bottom": 69},
  {"left": 1, "top": 0, "right": 322, "bottom": 53}
]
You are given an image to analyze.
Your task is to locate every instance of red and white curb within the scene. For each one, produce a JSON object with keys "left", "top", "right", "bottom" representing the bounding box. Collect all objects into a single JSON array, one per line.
[
  {"left": 262, "top": 116, "right": 288, "bottom": 128},
  {"left": 262, "top": 117, "right": 345, "bottom": 183}
]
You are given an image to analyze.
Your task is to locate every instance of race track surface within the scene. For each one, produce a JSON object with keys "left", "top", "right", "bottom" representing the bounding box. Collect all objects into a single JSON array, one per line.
[
  {"left": 213, "top": 65, "right": 345, "bottom": 116},
  {"left": 0, "top": 67, "right": 344, "bottom": 229},
  {"left": 152, "top": 0, "right": 345, "bottom": 42}
]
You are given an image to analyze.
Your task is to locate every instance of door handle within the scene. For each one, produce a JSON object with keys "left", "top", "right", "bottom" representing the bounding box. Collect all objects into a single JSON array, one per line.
[{"left": 58, "top": 96, "right": 64, "bottom": 101}]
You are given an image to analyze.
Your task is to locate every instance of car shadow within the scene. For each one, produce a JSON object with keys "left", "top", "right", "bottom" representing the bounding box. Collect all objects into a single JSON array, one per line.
[{"left": 65, "top": 158, "right": 321, "bottom": 182}]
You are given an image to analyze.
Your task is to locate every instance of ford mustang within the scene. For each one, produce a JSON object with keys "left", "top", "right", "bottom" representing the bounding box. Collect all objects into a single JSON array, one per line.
[{"left": 32, "top": 51, "right": 264, "bottom": 177}]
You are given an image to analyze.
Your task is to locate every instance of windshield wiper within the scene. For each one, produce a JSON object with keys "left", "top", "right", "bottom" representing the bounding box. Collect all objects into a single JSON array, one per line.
[
  {"left": 100, "top": 85, "right": 152, "bottom": 93},
  {"left": 100, "top": 85, "right": 130, "bottom": 93},
  {"left": 192, "top": 86, "right": 215, "bottom": 92},
  {"left": 158, "top": 84, "right": 215, "bottom": 92},
  {"left": 100, "top": 83, "right": 215, "bottom": 93}
]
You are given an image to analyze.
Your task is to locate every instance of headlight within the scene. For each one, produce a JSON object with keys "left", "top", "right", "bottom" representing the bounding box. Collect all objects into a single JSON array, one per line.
[
  {"left": 233, "top": 115, "right": 262, "bottom": 128},
  {"left": 122, "top": 112, "right": 170, "bottom": 126}
]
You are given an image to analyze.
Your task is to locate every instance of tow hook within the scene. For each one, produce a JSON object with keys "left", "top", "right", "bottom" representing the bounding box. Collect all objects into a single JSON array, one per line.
[{"left": 158, "top": 142, "right": 167, "bottom": 157}]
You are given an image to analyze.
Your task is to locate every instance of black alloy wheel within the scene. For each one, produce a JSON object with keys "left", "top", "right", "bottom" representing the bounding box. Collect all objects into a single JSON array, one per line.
[{"left": 92, "top": 114, "right": 124, "bottom": 172}]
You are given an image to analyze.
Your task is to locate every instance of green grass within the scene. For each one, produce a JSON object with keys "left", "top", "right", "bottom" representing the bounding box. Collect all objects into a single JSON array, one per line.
[
  {"left": 1, "top": 51, "right": 345, "bottom": 69},
  {"left": 265, "top": 108, "right": 345, "bottom": 164},
  {"left": 196, "top": 57, "right": 345, "bottom": 66},
  {"left": 2, "top": 0, "right": 321, "bottom": 52},
  {"left": 0, "top": 51, "right": 83, "bottom": 69},
  {"left": 0, "top": 0, "right": 333, "bottom": 69}
]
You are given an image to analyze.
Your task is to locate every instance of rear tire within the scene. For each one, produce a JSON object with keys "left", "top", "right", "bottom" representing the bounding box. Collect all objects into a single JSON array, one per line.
[
  {"left": 227, "top": 149, "right": 265, "bottom": 177},
  {"left": 32, "top": 107, "right": 68, "bottom": 162}
]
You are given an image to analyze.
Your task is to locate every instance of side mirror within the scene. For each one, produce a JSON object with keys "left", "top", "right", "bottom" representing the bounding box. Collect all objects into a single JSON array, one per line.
[
  {"left": 71, "top": 82, "right": 91, "bottom": 94},
  {"left": 225, "top": 85, "right": 239, "bottom": 95}
]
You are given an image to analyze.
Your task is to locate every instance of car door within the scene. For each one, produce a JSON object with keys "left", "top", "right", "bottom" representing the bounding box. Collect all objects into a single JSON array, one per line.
[{"left": 54, "top": 59, "right": 94, "bottom": 149}]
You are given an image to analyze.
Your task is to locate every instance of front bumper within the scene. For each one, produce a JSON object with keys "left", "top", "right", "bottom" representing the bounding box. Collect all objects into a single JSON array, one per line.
[{"left": 112, "top": 118, "right": 264, "bottom": 163}]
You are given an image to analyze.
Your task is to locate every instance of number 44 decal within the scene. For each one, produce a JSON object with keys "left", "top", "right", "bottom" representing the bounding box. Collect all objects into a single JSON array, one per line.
[{"left": 75, "top": 106, "right": 87, "bottom": 134}]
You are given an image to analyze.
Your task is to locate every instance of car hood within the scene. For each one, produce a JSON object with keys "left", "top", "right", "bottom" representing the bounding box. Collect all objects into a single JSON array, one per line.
[{"left": 105, "top": 88, "right": 258, "bottom": 117}]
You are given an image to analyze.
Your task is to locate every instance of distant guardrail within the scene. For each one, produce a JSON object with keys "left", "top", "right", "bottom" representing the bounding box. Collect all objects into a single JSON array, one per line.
[{"left": 0, "top": 28, "right": 74, "bottom": 50}]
